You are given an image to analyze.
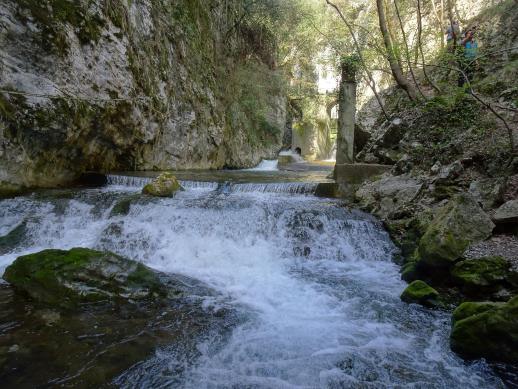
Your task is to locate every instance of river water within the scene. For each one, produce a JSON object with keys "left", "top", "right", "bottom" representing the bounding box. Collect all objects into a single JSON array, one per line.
[{"left": 0, "top": 176, "right": 505, "bottom": 388}]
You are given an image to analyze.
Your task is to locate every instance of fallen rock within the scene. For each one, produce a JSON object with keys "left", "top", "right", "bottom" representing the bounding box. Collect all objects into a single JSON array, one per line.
[
  {"left": 142, "top": 172, "right": 183, "bottom": 197},
  {"left": 400, "top": 280, "right": 440, "bottom": 307},
  {"left": 418, "top": 193, "right": 494, "bottom": 268},
  {"left": 3, "top": 248, "right": 167, "bottom": 308},
  {"left": 493, "top": 199, "right": 518, "bottom": 224},
  {"left": 450, "top": 296, "right": 518, "bottom": 364}
]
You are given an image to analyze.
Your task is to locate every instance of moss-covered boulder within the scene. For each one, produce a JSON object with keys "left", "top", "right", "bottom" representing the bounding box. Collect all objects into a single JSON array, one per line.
[
  {"left": 400, "top": 280, "right": 440, "bottom": 307},
  {"left": 451, "top": 256, "right": 515, "bottom": 294},
  {"left": 450, "top": 296, "right": 518, "bottom": 363},
  {"left": 3, "top": 248, "right": 167, "bottom": 308},
  {"left": 142, "top": 172, "right": 183, "bottom": 197},
  {"left": 417, "top": 193, "right": 494, "bottom": 268}
]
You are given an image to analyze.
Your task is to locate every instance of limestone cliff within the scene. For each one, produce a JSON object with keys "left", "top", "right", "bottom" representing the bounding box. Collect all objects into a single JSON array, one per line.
[{"left": 0, "top": 0, "right": 286, "bottom": 191}]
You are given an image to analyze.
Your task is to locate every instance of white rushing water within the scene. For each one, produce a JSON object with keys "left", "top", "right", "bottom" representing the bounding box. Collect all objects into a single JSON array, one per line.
[
  {"left": 0, "top": 185, "right": 504, "bottom": 388},
  {"left": 246, "top": 159, "right": 279, "bottom": 171}
]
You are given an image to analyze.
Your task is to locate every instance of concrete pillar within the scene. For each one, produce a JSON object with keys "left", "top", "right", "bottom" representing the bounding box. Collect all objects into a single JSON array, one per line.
[{"left": 336, "top": 60, "right": 357, "bottom": 164}]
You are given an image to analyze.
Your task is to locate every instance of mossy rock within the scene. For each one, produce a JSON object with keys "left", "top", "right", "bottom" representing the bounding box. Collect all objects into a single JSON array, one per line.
[
  {"left": 3, "top": 248, "right": 167, "bottom": 308},
  {"left": 450, "top": 296, "right": 518, "bottom": 364},
  {"left": 400, "top": 280, "right": 440, "bottom": 307},
  {"left": 0, "top": 181, "right": 24, "bottom": 199},
  {"left": 451, "top": 256, "right": 511, "bottom": 292},
  {"left": 0, "top": 221, "right": 28, "bottom": 255},
  {"left": 110, "top": 194, "right": 140, "bottom": 217},
  {"left": 142, "top": 172, "right": 184, "bottom": 197},
  {"left": 452, "top": 301, "right": 504, "bottom": 323},
  {"left": 418, "top": 194, "right": 494, "bottom": 268}
]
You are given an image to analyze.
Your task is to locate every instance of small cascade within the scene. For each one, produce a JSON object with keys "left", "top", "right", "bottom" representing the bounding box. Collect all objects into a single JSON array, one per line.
[
  {"left": 227, "top": 182, "right": 318, "bottom": 195},
  {"left": 106, "top": 174, "right": 318, "bottom": 195},
  {"left": 245, "top": 159, "right": 279, "bottom": 171},
  {"left": 179, "top": 180, "right": 219, "bottom": 190},
  {"left": 106, "top": 175, "right": 153, "bottom": 187}
]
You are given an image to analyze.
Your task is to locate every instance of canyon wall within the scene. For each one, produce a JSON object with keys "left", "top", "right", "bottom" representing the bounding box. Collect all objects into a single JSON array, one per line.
[{"left": 0, "top": 0, "right": 286, "bottom": 192}]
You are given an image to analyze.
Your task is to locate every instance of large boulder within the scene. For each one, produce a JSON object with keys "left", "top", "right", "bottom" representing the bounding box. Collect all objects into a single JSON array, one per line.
[
  {"left": 417, "top": 193, "right": 494, "bottom": 268},
  {"left": 450, "top": 296, "right": 518, "bottom": 364},
  {"left": 493, "top": 199, "right": 518, "bottom": 224},
  {"left": 142, "top": 172, "right": 183, "bottom": 197},
  {"left": 400, "top": 280, "right": 440, "bottom": 307},
  {"left": 0, "top": 248, "right": 233, "bottom": 387},
  {"left": 3, "top": 248, "right": 167, "bottom": 307},
  {"left": 355, "top": 175, "right": 424, "bottom": 218}
]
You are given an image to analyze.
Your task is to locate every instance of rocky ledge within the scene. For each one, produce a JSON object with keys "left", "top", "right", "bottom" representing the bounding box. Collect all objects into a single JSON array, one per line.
[
  {"left": 0, "top": 248, "right": 233, "bottom": 387},
  {"left": 353, "top": 163, "right": 518, "bottom": 365}
]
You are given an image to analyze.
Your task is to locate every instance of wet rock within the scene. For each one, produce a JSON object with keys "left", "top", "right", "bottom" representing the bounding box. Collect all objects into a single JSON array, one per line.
[
  {"left": 400, "top": 280, "right": 440, "bottom": 307},
  {"left": 450, "top": 296, "right": 518, "bottom": 364},
  {"left": 451, "top": 256, "right": 517, "bottom": 295},
  {"left": 3, "top": 248, "right": 167, "bottom": 308},
  {"left": 142, "top": 172, "right": 184, "bottom": 197},
  {"left": 493, "top": 200, "right": 518, "bottom": 224},
  {"left": 0, "top": 249, "right": 234, "bottom": 387},
  {"left": 0, "top": 221, "right": 28, "bottom": 255},
  {"left": 110, "top": 194, "right": 140, "bottom": 217},
  {"left": 468, "top": 178, "right": 506, "bottom": 211},
  {"left": 417, "top": 193, "right": 494, "bottom": 268}
]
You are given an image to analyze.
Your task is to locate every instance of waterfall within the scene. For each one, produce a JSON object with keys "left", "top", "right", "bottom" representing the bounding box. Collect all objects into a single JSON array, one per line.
[
  {"left": 0, "top": 186, "right": 504, "bottom": 388},
  {"left": 106, "top": 174, "right": 318, "bottom": 195}
]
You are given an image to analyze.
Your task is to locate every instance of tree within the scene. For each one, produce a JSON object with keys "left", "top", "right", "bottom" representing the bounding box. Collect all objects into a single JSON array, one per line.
[{"left": 376, "top": 0, "right": 419, "bottom": 101}]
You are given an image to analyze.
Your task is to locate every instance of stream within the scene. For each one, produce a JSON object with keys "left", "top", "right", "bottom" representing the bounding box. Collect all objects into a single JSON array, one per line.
[{"left": 0, "top": 173, "right": 506, "bottom": 388}]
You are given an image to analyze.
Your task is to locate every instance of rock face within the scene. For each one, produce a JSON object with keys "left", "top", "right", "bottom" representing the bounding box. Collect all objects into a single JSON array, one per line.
[
  {"left": 400, "top": 280, "right": 440, "bottom": 307},
  {"left": 450, "top": 296, "right": 518, "bottom": 364},
  {"left": 0, "top": 247, "right": 234, "bottom": 386},
  {"left": 417, "top": 194, "right": 494, "bottom": 268},
  {"left": 0, "top": 0, "right": 286, "bottom": 191},
  {"left": 3, "top": 248, "right": 166, "bottom": 307},
  {"left": 142, "top": 172, "right": 183, "bottom": 197}
]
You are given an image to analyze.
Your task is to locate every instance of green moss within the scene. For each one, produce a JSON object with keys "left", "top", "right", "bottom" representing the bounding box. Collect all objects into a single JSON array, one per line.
[
  {"left": 400, "top": 280, "right": 440, "bottom": 307},
  {"left": 142, "top": 172, "right": 183, "bottom": 197},
  {"left": 451, "top": 256, "right": 510, "bottom": 291},
  {"left": 450, "top": 296, "right": 518, "bottom": 363},
  {"left": 452, "top": 301, "right": 503, "bottom": 323},
  {"left": 17, "top": 0, "right": 106, "bottom": 55},
  {"left": 110, "top": 194, "right": 139, "bottom": 217},
  {"left": 3, "top": 248, "right": 166, "bottom": 308}
]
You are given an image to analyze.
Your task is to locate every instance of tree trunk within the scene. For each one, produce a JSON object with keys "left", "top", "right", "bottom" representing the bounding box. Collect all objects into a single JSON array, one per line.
[
  {"left": 417, "top": 0, "right": 441, "bottom": 93},
  {"left": 376, "top": 0, "right": 418, "bottom": 101}
]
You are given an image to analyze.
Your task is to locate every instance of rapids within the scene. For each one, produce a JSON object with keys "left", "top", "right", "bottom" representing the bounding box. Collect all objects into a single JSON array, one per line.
[{"left": 0, "top": 178, "right": 505, "bottom": 388}]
